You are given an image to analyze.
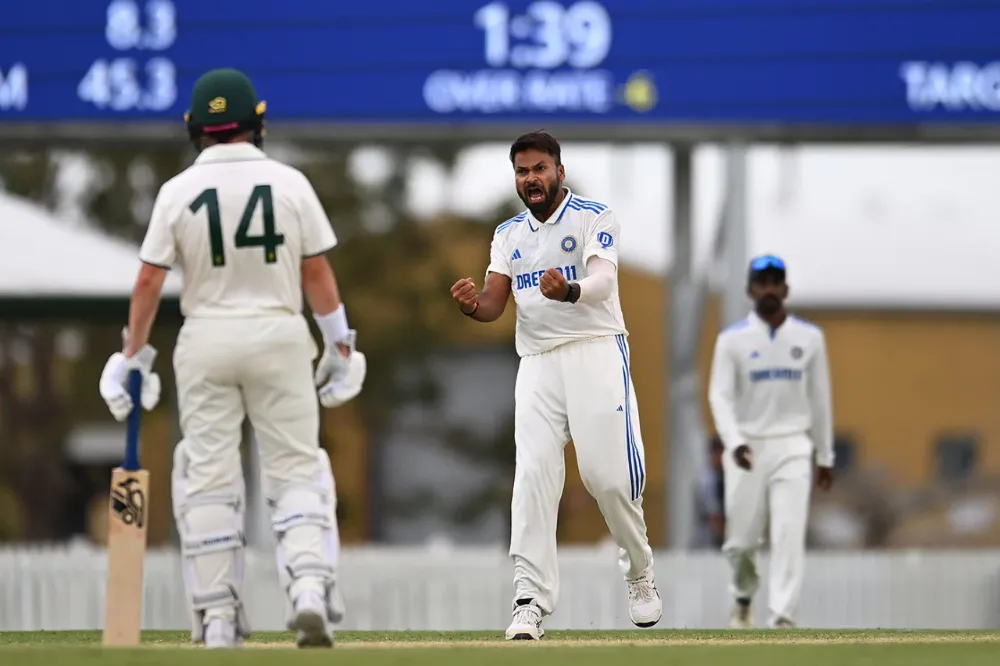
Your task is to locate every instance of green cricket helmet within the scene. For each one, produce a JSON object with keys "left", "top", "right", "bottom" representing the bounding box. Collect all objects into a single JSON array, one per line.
[{"left": 184, "top": 68, "right": 266, "bottom": 146}]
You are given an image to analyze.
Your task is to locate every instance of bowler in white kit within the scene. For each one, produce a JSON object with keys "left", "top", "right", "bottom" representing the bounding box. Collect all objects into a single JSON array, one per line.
[
  {"left": 449, "top": 132, "right": 662, "bottom": 640},
  {"left": 707, "top": 255, "right": 835, "bottom": 629},
  {"left": 98, "top": 68, "right": 366, "bottom": 649}
]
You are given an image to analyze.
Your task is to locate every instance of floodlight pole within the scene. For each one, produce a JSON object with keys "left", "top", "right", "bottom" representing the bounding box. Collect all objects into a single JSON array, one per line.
[
  {"left": 665, "top": 142, "right": 750, "bottom": 549},
  {"left": 722, "top": 143, "right": 749, "bottom": 329},
  {"left": 665, "top": 145, "right": 704, "bottom": 549}
]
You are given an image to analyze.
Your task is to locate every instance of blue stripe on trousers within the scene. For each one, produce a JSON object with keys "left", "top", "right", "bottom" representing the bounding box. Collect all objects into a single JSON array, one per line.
[{"left": 615, "top": 334, "right": 644, "bottom": 500}]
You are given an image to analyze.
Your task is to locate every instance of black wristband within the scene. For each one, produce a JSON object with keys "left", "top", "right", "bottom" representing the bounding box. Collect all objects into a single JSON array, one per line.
[
  {"left": 562, "top": 282, "right": 581, "bottom": 304},
  {"left": 461, "top": 302, "right": 479, "bottom": 317}
]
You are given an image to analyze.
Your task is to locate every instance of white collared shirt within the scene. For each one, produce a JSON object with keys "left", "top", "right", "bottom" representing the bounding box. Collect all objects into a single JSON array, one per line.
[
  {"left": 708, "top": 311, "right": 835, "bottom": 466},
  {"left": 486, "top": 188, "right": 627, "bottom": 357},
  {"left": 139, "top": 143, "right": 336, "bottom": 318}
]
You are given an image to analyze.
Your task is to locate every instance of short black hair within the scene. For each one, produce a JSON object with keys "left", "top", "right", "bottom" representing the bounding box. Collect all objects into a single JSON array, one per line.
[{"left": 509, "top": 130, "right": 561, "bottom": 166}]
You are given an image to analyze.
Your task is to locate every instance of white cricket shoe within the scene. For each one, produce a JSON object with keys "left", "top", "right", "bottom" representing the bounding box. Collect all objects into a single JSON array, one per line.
[
  {"left": 730, "top": 600, "right": 753, "bottom": 629},
  {"left": 770, "top": 616, "right": 796, "bottom": 629},
  {"left": 203, "top": 617, "right": 241, "bottom": 649},
  {"left": 627, "top": 578, "right": 663, "bottom": 628},
  {"left": 505, "top": 599, "right": 544, "bottom": 640},
  {"left": 288, "top": 589, "right": 334, "bottom": 648}
]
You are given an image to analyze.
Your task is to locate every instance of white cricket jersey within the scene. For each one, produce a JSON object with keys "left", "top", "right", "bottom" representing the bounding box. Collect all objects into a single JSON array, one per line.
[
  {"left": 139, "top": 143, "right": 337, "bottom": 319},
  {"left": 707, "top": 312, "right": 835, "bottom": 467},
  {"left": 486, "top": 188, "right": 626, "bottom": 357}
]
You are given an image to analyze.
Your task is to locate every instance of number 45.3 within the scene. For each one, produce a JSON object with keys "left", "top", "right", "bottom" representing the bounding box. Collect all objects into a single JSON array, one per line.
[{"left": 189, "top": 185, "right": 284, "bottom": 267}]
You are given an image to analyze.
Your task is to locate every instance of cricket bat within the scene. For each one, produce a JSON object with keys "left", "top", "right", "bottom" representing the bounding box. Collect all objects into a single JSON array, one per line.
[{"left": 102, "top": 346, "right": 156, "bottom": 647}]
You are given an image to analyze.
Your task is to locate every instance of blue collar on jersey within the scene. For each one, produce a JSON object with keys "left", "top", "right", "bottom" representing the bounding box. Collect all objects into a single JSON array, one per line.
[{"left": 749, "top": 310, "right": 790, "bottom": 340}]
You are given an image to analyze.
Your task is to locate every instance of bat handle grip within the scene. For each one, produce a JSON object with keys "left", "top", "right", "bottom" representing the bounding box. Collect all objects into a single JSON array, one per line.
[{"left": 123, "top": 369, "right": 143, "bottom": 472}]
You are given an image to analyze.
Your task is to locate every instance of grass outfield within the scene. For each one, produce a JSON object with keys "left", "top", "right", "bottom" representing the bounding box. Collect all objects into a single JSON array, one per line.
[{"left": 1, "top": 630, "right": 999, "bottom": 665}]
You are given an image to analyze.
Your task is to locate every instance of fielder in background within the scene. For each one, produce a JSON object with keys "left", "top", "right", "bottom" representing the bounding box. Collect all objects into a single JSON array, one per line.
[
  {"left": 449, "top": 131, "right": 662, "bottom": 640},
  {"left": 707, "top": 254, "right": 834, "bottom": 629},
  {"left": 98, "top": 68, "right": 366, "bottom": 649}
]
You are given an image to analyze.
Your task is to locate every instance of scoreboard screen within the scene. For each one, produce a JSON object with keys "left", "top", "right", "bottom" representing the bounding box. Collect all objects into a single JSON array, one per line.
[{"left": 2, "top": 0, "right": 999, "bottom": 133}]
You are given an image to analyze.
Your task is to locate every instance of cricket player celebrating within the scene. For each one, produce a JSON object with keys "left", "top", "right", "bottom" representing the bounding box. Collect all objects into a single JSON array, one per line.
[
  {"left": 98, "top": 68, "right": 366, "bottom": 649},
  {"left": 449, "top": 132, "right": 662, "bottom": 640},
  {"left": 707, "top": 255, "right": 834, "bottom": 629}
]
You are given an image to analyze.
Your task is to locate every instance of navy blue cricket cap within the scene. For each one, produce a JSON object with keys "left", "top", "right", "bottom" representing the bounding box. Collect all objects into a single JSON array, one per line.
[{"left": 747, "top": 254, "right": 787, "bottom": 284}]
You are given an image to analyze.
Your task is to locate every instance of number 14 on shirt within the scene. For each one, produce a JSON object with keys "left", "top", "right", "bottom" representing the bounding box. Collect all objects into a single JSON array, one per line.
[{"left": 189, "top": 185, "right": 285, "bottom": 267}]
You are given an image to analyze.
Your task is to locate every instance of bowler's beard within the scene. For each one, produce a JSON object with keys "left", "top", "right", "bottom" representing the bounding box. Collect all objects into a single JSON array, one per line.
[
  {"left": 520, "top": 181, "right": 562, "bottom": 218},
  {"left": 755, "top": 295, "right": 782, "bottom": 317}
]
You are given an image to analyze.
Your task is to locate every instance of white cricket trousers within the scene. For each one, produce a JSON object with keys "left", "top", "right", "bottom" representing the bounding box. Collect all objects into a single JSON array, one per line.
[
  {"left": 509, "top": 334, "right": 654, "bottom": 615},
  {"left": 722, "top": 433, "right": 813, "bottom": 623},
  {"left": 173, "top": 315, "right": 322, "bottom": 500}
]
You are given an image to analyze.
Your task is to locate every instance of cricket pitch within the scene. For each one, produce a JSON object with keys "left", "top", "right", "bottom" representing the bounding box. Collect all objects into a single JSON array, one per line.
[{"left": 2, "top": 629, "right": 999, "bottom": 665}]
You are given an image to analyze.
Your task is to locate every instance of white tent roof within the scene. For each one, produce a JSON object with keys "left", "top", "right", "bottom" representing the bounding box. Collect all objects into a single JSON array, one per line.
[{"left": 0, "top": 192, "right": 182, "bottom": 298}]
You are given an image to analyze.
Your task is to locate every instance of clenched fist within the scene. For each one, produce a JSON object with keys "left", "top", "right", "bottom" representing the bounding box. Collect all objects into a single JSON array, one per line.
[
  {"left": 539, "top": 268, "right": 570, "bottom": 301},
  {"left": 450, "top": 277, "right": 480, "bottom": 314}
]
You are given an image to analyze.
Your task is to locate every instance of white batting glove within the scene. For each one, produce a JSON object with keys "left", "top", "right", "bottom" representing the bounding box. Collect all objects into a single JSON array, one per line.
[
  {"left": 312, "top": 305, "right": 365, "bottom": 407},
  {"left": 318, "top": 350, "right": 367, "bottom": 408},
  {"left": 99, "top": 345, "right": 161, "bottom": 422},
  {"left": 314, "top": 329, "right": 355, "bottom": 388}
]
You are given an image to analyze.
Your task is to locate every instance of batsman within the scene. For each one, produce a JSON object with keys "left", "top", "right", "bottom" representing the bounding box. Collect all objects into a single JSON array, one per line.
[{"left": 98, "top": 68, "right": 366, "bottom": 649}]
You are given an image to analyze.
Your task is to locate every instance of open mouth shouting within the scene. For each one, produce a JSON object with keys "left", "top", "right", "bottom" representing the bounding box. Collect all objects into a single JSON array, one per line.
[{"left": 525, "top": 184, "right": 546, "bottom": 206}]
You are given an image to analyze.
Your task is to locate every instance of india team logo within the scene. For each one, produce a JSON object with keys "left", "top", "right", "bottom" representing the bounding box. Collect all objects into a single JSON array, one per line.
[
  {"left": 597, "top": 232, "right": 614, "bottom": 248},
  {"left": 791, "top": 346, "right": 803, "bottom": 359},
  {"left": 560, "top": 235, "right": 578, "bottom": 253}
]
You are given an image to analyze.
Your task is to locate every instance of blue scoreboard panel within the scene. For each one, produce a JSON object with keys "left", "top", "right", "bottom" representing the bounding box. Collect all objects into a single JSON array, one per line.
[{"left": 2, "top": 0, "right": 999, "bottom": 137}]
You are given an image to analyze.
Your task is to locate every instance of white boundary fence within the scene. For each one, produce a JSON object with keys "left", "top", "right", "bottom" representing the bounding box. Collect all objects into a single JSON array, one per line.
[{"left": 1, "top": 544, "right": 998, "bottom": 631}]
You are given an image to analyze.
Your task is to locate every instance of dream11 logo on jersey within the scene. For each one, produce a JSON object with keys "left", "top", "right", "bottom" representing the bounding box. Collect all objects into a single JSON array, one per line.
[{"left": 900, "top": 61, "right": 1000, "bottom": 112}]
